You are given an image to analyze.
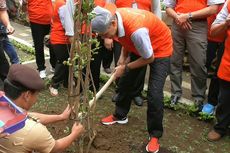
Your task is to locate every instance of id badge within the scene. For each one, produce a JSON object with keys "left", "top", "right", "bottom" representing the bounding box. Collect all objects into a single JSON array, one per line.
[{"left": 132, "top": 2, "right": 138, "bottom": 9}]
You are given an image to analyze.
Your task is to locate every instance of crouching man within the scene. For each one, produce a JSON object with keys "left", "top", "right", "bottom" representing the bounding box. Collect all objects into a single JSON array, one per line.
[{"left": 0, "top": 64, "right": 84, "bottom": 153}]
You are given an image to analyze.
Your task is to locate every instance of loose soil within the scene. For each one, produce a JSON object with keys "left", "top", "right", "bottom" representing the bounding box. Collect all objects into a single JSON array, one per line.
[{"left": 31, "top": 86, "right": 230, "bottom": 153}]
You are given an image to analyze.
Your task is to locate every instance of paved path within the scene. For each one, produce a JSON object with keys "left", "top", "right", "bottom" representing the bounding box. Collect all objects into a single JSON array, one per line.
[{"left": 9, "top": 21, "right": 198, "bottom": 105}]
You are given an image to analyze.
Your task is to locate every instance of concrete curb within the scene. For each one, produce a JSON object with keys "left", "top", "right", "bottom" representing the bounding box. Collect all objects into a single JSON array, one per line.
[{"left": 8, "top": 35, "right": 50, "bottom": 55}]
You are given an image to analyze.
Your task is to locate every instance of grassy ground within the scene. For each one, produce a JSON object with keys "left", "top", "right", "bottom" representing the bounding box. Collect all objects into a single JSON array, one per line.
[
  {"left": 31, "top": 85, "right": 230, "bottom": 153},
  {"left": 13, "top": 42, "right": 230, "bottom": 153}
]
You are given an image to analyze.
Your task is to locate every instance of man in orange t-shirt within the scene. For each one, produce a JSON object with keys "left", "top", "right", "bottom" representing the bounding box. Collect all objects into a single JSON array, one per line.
[
  {"left": 92, "top": 4, "right": 172, "bottom": 153},
  {"left": 107, "top": 0, "right": 162, "bottom": 107},
  {"left": 202, "top": 2, "right": 225, "bottom": 115},
  {"left": 207, "top": 0, "right": 230, "bottom": 141},
  {"left": 164, "top": 0, "right": 224, "bottom": 108},
  {"left": 49, "top": 0, "right": 108, "bottom": 95}
]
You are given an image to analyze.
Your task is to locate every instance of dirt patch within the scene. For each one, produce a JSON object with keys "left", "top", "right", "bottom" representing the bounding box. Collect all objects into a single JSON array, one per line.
[{"left": 33, "top": 87, "right": 230, "bottom": 153}]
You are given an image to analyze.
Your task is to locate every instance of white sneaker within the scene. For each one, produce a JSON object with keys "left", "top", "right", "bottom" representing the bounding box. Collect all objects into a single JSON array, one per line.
[
  {"left": 49, "top": 86, "right": 58, "bottom": 96},
  {"left": 39, "top": 70, "right": 47, "bottom": 79}
]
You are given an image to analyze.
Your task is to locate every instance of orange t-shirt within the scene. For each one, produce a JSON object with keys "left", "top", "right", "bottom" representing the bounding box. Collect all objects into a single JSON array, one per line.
[
  {"left": 217, "top": 1, "right": 230, "bottom": 81},
  {"left": 115, "top": 0, "right": 151, "bottom": 11},
  {"left": 28, "top": 0, "right": 52, "bottom": 24},
  {"left": 95, "top": 0, "right": 105, "bottom": 7},
  {"left": 50, "top": 0, "right": 70, "bottom": 44},
  {"left": 117, "top": 8, "right": 173, "bottom": 58},
  {"left": 175, "top": 0, "right": 207, "bottom": 13},
  {"left": 113, "top": 0, "right": 152, "bottom": 42}
]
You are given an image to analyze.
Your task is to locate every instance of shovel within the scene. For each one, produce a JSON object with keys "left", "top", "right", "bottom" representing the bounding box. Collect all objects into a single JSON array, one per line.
[{"left": 89, "top": 73, "right": 115, "bottom": 108}]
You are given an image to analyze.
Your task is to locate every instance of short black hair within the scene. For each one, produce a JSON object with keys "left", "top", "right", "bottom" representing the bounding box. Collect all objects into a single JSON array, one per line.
[{"left": 4, "top": 79, "right": 35, "bottom": 100}]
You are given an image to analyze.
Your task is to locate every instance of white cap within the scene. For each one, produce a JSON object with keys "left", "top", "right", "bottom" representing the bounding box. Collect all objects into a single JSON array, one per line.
[{"left": 91, "top": 4, "right": 116, "bottom": 33}]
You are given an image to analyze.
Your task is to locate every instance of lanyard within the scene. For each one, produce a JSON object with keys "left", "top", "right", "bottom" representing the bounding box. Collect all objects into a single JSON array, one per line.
[{"left": 131, "top": 0, "right": 138, "bottom": 9}]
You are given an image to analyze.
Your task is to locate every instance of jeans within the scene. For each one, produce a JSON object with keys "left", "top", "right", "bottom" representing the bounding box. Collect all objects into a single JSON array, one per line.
[
  {"left": 2, "top": 37, "right": 20, "bottom": 64},
  {"left": 0, "top": 22, "right": 19, "bottom": 64}
]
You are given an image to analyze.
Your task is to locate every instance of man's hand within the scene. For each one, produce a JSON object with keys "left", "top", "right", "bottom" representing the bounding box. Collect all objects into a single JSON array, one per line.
[
  {"left": 176, "top": 13, "right": 189, "bottom": 25},
  {"left": 60, "top": 104, "right": 71, "bottom": 120},
  {"left": 6, "top": 25, "right": 15, "bottom": 35},
  {"left": 104, "top": 38, "right": 113, "bottom": 50},
  {"left": 117, "top": 54, "right": 126, "bottom": 66},
  {"left": 0, "top": 128, "right": 8, "bottom": 138},
  {"left": 181, "top": 21, "right": 192, "bottom": 30},
  {"left": 114, "top": 65, "right": 125, "bottom": 79},
  {"left": 175, "top": 13, "right": 192, "bottom": 30},
  {"left": 71, "top": 122, "right": 85, "bottom": 138},
  {"left": 0, "top": 133, "right": 8, "bottom": 138}
]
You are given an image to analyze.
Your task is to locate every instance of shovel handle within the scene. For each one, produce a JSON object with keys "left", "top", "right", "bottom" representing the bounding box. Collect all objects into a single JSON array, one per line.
[{"left": 89, "top": 73, "right": 115, "bottom": 107}]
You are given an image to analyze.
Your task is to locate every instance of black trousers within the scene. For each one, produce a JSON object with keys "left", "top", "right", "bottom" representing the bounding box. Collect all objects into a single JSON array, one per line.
[
  {"left": 88, "top": 37, "right": 105, "bottom": 91},
  {"left": 214, "top": 79, "right": 230, "bottom": 135},
  {"left": 114, "top": 56, "right": 170, "bottom": 138},
  {"left": 113, "top": 41, "right": 122, "bottom": 67},
  {"left": 51, "top": 44, "right": 70, "bottom": 89},
  {"left": 114, "top": 42, "right": 146, "bottom": 97},
  {"left": 116, "top": 53, "right": 147, "bottom": 97},
  {"left": 207, "top": 42, "right": 224, "bottom": 106},
  {"left": 206, "top": 41, "right": 223, "bottom": 71},
  {"left": 102, "top": 45, "right": 113, "bottom": 69},
  {"left": 0, "top": 42, "right": 9, "bottom": 82},
  {"left": 30, "top": 22, "right": 56, "bottom": 71}
]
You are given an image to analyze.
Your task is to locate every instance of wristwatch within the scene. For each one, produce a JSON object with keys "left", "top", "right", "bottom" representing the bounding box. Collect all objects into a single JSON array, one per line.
[
  {"left": 188, "top": 12, "right": 193, "bottom": 21},
  {"left": 125, "top": 64, "right": 130, "bottom": 73}
]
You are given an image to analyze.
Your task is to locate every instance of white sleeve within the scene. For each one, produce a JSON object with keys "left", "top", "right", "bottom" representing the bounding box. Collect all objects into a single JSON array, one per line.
[
  {"left": 207, "top": 0, "right": 225, "bottom": 5},
  {"left": 151, "top": 0, "right": 162, "bottom": 20},
  {"left": 58, "top": 0, "right": 75, "bottom": 36},
  {"left": 106, "top": 0, "right": 115, "bottom": 3},
  {"left": 131, "top": 28, "right": 153, "bottom": 59},
  {"left": 213, "top": 1, "right": 229, "bottom": 25},
  {"left": 163, "top": 0, "right": 176, "bottom": 8}
]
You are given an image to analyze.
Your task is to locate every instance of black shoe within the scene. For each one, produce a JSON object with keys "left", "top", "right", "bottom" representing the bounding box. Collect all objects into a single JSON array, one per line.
[
  {"left": 194, "top": 99, "right": 203, "bottom": 111},
  {"left": 133, "top": 96, "right": 143, "bottom": 106},
  {"left": 170, "top": 95, "right": 180, "bottom": 106},
  {"left": 112, "top": 93, "right": 119, "bottom": 102}
]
